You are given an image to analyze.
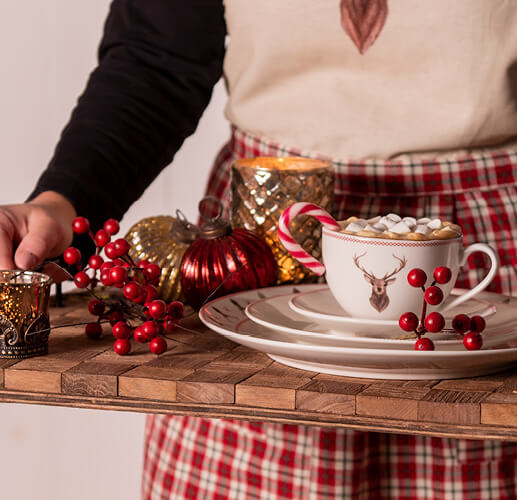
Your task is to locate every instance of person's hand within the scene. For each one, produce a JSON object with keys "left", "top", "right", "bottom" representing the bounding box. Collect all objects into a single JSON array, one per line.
[{"left": 0, "top": 191, "right": 76, "bottom": 271}]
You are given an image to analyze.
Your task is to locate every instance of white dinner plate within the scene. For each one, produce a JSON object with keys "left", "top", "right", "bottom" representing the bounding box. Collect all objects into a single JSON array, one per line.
[
  {"left": 288, "top": 286, "right": 496, "bottom": 338},
  {"left": 199, "top": 285, "right": 517, "bottom": 380},
  {"left": 245, "top": 288, "right": 516, "bottom": 350}
]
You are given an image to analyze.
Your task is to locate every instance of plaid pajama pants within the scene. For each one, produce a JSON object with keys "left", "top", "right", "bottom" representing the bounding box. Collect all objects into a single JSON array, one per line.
[{"left": 142, "top": 128, "right": 517, "bottom": 499}]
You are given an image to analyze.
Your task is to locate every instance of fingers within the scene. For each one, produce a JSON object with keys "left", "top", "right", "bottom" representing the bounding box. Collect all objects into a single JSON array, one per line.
[{"left": 0, "top": 225, "right": 15, "bottom": 270}]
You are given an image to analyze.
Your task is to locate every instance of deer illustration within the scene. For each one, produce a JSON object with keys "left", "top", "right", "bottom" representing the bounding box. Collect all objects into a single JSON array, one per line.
[{"left": 353, "top": 252, "right": 407, "bottom": 313}]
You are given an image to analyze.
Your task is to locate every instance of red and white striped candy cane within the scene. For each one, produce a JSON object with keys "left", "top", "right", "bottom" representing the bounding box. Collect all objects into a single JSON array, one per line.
[{"left": 278, "top": 202, "right": 340, "bottom": 276}]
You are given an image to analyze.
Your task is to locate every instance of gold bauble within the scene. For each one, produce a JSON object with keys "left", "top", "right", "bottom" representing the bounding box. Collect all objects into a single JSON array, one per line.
[{"left": 124, "top": 215, "right": 198, "bottom": 301}]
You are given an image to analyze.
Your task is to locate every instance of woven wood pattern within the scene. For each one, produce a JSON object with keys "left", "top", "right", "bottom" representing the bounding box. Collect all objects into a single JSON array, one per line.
[{"left": 0, "top": 293, "right": 515, "bottom": 441}]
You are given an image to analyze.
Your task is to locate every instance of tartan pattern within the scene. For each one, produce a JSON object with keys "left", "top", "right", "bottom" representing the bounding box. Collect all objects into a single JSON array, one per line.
[{"left": 142, "top": 128, "right": 517, "bottom": 499}]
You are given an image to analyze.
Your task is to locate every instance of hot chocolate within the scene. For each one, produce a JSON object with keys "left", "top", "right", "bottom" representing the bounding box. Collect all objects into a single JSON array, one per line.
[{"left": 339, "top": 213, "right": 462, "bottom": 240}]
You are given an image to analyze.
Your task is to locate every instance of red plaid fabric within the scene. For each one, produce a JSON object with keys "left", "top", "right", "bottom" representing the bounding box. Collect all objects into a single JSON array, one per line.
[{"left": 143, "top": 128, "right": 517, "bottom": 499}]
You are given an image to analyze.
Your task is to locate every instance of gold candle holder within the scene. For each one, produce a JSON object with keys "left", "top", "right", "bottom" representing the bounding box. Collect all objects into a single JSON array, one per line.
[
  {"left": 231, "top": 157, "right": 334, "bottom": 284},
  {"left": 0, "top": 271, "right": 52, "bottom": 358}
]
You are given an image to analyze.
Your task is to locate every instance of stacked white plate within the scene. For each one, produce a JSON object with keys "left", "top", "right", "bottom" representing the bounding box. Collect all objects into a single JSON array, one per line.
[{"left": 199, "top": 284, "right": 517, "bottom": 380}]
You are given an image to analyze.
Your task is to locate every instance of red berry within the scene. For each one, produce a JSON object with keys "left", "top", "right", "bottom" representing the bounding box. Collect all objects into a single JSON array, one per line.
[
  {"left": 109, "top": 311, "right": 124, "bottom": 326},
  {"left": 114, "top": 338, "right": 131, "bottom": 356},
  {"left": 470, "top": 315, "right": 486, "bottom": 333},
  {"left": 113, "top": 238, "right": 130, "bottom": 257},
  {"left": 85, "top": 322, "right": 102, "bottom": 340},
  {"left": 134, "top": 326, "right": 147, "bottom": 343},
  {"left": 113, "top": 258, "right": 129, "bottom": 268},
  {"left": 100, "top": 261, "right": 114, "bottom": 271},
  {"left": 143, "top": 263, "right": 161, "bottom": 282},
  {"left": 414, "top": 337, "right": 435, "bottom": 351},
  {"left": 104, "top": 219, "right": 120, "bottom": 236},
  {"left": 167, "top": 301, "right": 185, "bottom": 321},
  {"left": 433, "top": 266, "right": 452, "bottom": 285},
  {"left": 100, "top": 270, "right": 113, "bottom": 286},
  {"left": 63, "top": 247, "right": 81, "bottom": 266},
  {"left": 74, "top": 271, "right": 90, "bottom": 289},
  {"left": 424, "top": 286, "right": 444, "bottom": 306},
  {"left": 123, "top": 282, "right": 142, "bottom": 301},
  {"left": 149, "top": 337, "right": 167, "bottom": 355},
  {"left": 142, "top": 321, "right": 158, "bottom": 340},
  {"left": 88, "top": 254, "right": 104, "bottom": 269},
  {"left": 452, "top": 314, "right": 470, "bottom": 334},
  {"left": 112, "top": 321, "right": 131, "bottom": 339},
  {"left": 94, "top": 229, "right": 111, "bottom": 247},
  {"left": 104, "top": 242, "right": 118, "bottom": 260},
  {"left": 72, "top": 216, "right": 90, "bottom": 234},
  {"left": 88, "top": 298, "right": 105, "bottom": 316},
  {"left": 463, "top": 332, "right": 483, "bottom": 350},
  {"left": 143, "top": 284, "right": 159, "bottom": 302},
  {"left": 407, "top": 268, "right": 427, "bottom": 288},
  {"left": 424, "top": 312, "right": 445, "bottom": 333},
  {"left": 399, "top": 312, "right": 419, "bottom": 332},
  {"left": 133, "top": 290, "right": 147, "bottom": 305},
  {"left": 162, "top": 320, "right": 177, "bottom": 334},
  {"left": 137, "top": 259, "right": 150, "bottom": 268},
  {"left": 148, "top": 300, "right": 167, "bottom": 319},
  {"left": 110, "top": 266, "right": 128, "bottom": 285}
]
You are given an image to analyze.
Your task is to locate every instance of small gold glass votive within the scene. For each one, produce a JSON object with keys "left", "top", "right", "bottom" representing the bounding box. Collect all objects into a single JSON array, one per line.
[
  {"left": 231, "top": 157, "right": 334, "bottom": 284},
  {"left": 0, "top": 271, "right": 52, "bottom": 358}
]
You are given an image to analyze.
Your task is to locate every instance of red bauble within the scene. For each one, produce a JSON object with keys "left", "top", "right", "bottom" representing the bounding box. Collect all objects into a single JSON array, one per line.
[
  {"left": 470, "top": 315, "right": 486, "bottom": 333},
  {"left": 424, "top": 312, "right": 445, "bottom": 333},
  {"left": 407, "top": 268, "right": 427, "bottom": 288},
  {"left": 399, "top": 312, "right": 419, "bottom": 332},
  {"left": 452, "top": 314, "right": 470, "bottom": 334},
  {"left": 104, "top": 219, "right": 120, "bottom": 236},
  {"left": 424, "top": 286, "right": 444, "bottom": 306},
  {"left": 85, "top": 323, "right": 102, "bottom": 339},
  {"left": 433, "top": 266, "right": 452, "bottom": 285},
  {"left": 63, "top": 247, "right": 81, "bottom": 266},
  {"left": 149, "top": 337, "right": 167, "bottom": 355},
  {"left": 180, "top": 203, "right": 277, "bottom": 309},
  {"left": 415, "top": 337, "right": 435, "bottom": 351},
  {"left": 72, "top": 216, "right": 90, "bottom": 234},
  {"left": 463, "top": 332, "right": 483, "bottom": 350},
  {"left": 114, "top": 338, "right": 131, "bottom": 355}
]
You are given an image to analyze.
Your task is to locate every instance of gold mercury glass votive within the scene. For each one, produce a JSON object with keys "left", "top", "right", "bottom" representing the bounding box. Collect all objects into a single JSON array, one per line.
[
  {"left": 231, "top": 157, "right": 334, "bottom": 284},
  {"left": 0, "top": 271, "right": 52, "bottom": 358}
]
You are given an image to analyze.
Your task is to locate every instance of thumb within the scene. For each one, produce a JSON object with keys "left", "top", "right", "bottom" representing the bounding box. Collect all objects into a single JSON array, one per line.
[{"left": 14, "top": 218, "right": 59, "bottom": 270}]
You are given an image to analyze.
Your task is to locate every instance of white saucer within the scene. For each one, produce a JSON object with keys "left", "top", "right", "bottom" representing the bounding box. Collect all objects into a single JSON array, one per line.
[
  {"left": 199, "top": 285, "right": 517, "bottom": 380},
  {"left": 245, "top": 289, "right": 516, "bottom": 349},
  {"left": 288, "top": 286, "right": 496, "bottom": 337}
]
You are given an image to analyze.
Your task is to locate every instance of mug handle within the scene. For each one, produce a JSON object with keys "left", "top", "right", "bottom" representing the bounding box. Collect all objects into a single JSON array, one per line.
[
  {"left": 278, "top": 202, "right": 340, "bottom": 276},
  {"left": 441, "top": 243, "right": 500, "bottom": 312}
]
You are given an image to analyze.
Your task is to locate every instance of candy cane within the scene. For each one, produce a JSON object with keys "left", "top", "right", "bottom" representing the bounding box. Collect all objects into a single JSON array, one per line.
[{"left": 278, "top": 202, "right": 340, "bottom": 276}]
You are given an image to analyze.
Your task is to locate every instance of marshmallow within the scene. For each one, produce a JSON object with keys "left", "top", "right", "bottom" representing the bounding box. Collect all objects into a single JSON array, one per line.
[
  {"left": 346, "top": 222, "right": 367, "bottom": 233},
  {"left": 363, "top": 224, "right": 381, "bottom": 233},
  {"left": 373, "top": 222, "right": 387, "bottom": 231},
  {"left": 387, "top": 213, "right": 402, "bottom": 222},
  {"left": 402, "top": 217, "right": 417, "bottom": 228},
  {"left": 390, "top": 221, "right": 412, "bottom": 234},
  {"left": 417, "top": 217, "right": 431, "bottom": 224},
  {"left": 379, "top": 216, "right": 397, "bottom": 229},
  {"left": 367, "top": 216, "right": 381, "bottom": 224},
  {"left": 427, "top": 219, "right": 443, "bottom": 230},
  {"left": 415, "top": 224, "right": 432, "bottom": 235}
]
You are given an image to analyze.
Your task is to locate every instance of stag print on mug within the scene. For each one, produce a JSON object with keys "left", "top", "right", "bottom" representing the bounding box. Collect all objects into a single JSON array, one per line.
[{"left": 353, "top": 252, "right": 407, "bottom": 312}]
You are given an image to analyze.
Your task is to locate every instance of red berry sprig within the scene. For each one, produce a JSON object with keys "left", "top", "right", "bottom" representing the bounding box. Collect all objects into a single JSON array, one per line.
[
  {"left": 62, "top": 216, "right": 186, "bottom": 356},
  {"left": 400, "top": 265, "right": 485, "bottom": 351}
]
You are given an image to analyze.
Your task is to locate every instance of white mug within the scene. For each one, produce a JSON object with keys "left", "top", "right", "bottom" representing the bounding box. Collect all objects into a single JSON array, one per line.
[{"left": 278, "top": 203, "right": 499, "bottom": 321}]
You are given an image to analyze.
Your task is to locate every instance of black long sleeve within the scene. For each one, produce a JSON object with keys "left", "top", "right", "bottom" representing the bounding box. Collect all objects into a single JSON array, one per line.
[{"left": 29, "top": 0, "right": 226, "bottom": 230}]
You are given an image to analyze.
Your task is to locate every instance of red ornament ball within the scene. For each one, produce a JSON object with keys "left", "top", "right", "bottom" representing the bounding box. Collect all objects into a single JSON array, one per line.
[
  {"left": 114, "top": 338, "right": 131, "bottom": 356},
  {"left": 112, "top": 321, "right": 131, "bottom": 339},
  {"left": 72, "top": 216, "right": 90, "bottom": 234},
  {"left": 85, "top": 322, "right": 102, "bottom": 340},
  {"left": 104, "top": 219, "right": 120, "bottom": 236},
  {"left": 148, "top": 300, "right": 167, "bottom": 319},
  {"left": 74, "top": 271, "right": 90, "bottom": 289},
  {"left": 407, "top": 268, "right": 427, "bottom": 288},
  {"left": 433, "top": 266, "right": 452, "bottom": 285},
  {"left": 63, "top": 247, "right": 81, "bottom": 266},
  {"left": 463, "top": 331, "right": 483, "bottom": 350},
  {"left": 95, "top": 229, "right": 111, "bottom": 247},
  {"left": 399, "top": 312, "right": 419, "bottom": 332},
  {"left": 149, "top": 337, "right": 167, "bottom": 355},
  {"left": 415, "top": 337, "right": 435, "bottom": 351},
  {"left": 88, "top": 254, "right": 104, "bottom": 270},
  {"left": 133, "top": 326, "right": 147, "bottom": 343},
  {"left": 452, "top": 314, "right": 470, "bottom": 334},
  {"left": 88, "top": 298, "right": 105, "bottom": 316},
  {"left": 424, "top": 312, "right": 445, "bottom": 333},
  {"left": 470, "top": 315, "right": 486, "bottom": 333},
  {"left": 424, "top": 286, "right": 444, "bottom": 306}
]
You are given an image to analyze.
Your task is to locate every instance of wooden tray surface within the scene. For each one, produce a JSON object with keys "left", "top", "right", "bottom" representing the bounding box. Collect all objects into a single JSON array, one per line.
[{"left": 0, "top": 292, "right": 515, "bottom": 441}]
